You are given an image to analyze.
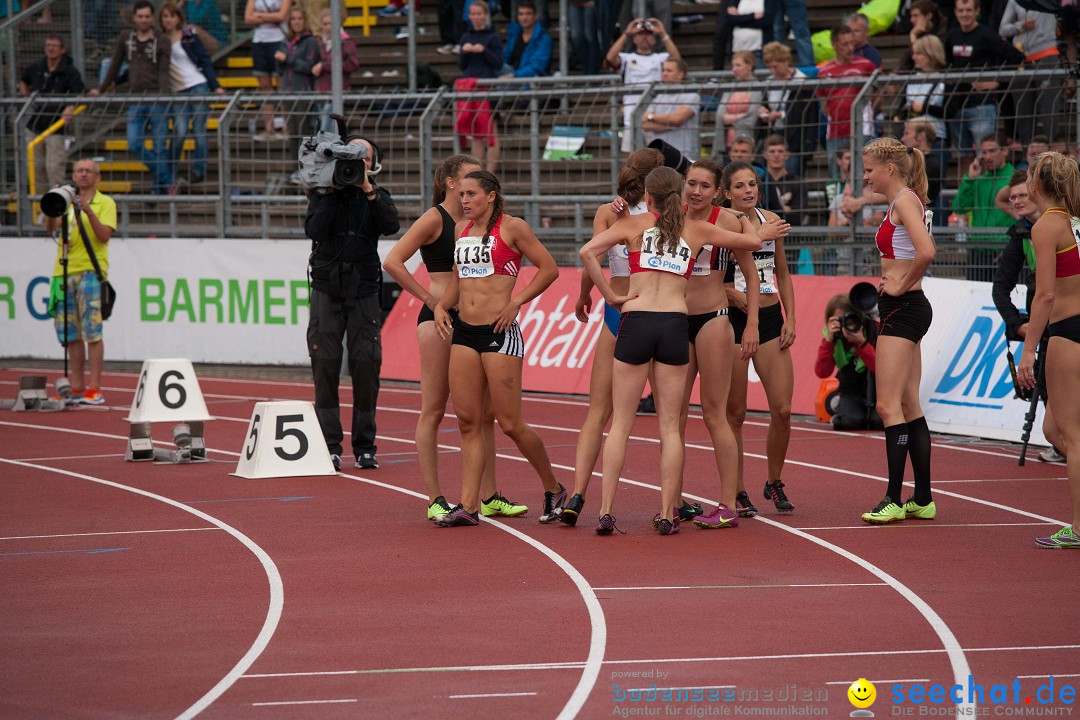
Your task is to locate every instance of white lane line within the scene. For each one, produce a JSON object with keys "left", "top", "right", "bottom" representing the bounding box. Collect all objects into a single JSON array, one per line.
[
  {"left": 824, "top": 679, "right": 929, "bottom": 686},
  {"left": 242, "top": 644, "right": 1080, "bottom": 679},
  {"left": 1017, "top": 674, "right": 1080, "bottom": 680},
  {"left": 449, "top": 692, "right": 538, "bottom": 699},
  {"left": 338, "top": 475, "right": 605, "bottom": 720},
  {"left": 794, "top": 522, "right": 1056, "bottom": 531},
  {"left": 0, "top": 527, "right": 221, "bottom": 541},
  {"left": 593, "top": 583, "right": 888, "bottom": 591},
  {"left": 18, "top": 453, "right": 124, "bottom": 462},
  {"left": 251, "top": 699, "right": 357, "bottom": 707},
  {"left": 0, "top": 458, "right": 284, "bottom": 720},
  {"left": 934, "top": 477, "right": 1065, "bottom": 483}
]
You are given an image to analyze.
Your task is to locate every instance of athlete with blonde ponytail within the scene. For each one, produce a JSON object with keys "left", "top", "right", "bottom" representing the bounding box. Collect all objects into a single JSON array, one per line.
[
  {"left": 1017, "top": 151, "right": 1080, "bottom": 549},
  {"left": 579, "top": 166, "right": 760, "bottom": 535},
  {"left": 432, "top": 170, "right": 566, "bottom": 527},
  {"left": 858, "top": 137, "right": 938, "bottom": 525}
]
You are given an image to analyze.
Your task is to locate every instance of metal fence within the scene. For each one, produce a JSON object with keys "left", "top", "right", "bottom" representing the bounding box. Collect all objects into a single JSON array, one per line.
[{"left": 2, "top": 67, "right": 1077, "bottom": 279}]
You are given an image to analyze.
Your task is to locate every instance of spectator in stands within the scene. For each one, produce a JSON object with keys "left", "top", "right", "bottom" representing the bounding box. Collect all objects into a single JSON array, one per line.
[
  {"left": 725, "top": 0, "right": 769, "bottom": 66},
  {"left": 45, "top": 159, "right": 116, "bottom": 406},
  {"left": 761, "top": 134, "right": 806, "bottom": 225},
  {"left": 758, "top": 41, "right": 817, "bottom": 176},
  {"left": 944, "top": 0, "right": 1023, "bottom": 156},
  {"left": 726, "top": 134, "right": 765, "bottom": 179},
  {"left": 717, "top": 51, "right": 762, "bottom": 156},
  {"left": 456, "top": 0, "right": 503, "bottom": 172},
  {"left": 84, "top": 0, "right": 116, "bottom": 55},
  {"left": 641, "top": 58, "right": 700, "bottom": 159},
  {"left": 436, "top": 0, "right": 465, "bottom": 55},
  {"left": 817, "top": 25, "right": 876, "bottom": 178},
  {"left": 313, "top": 8, "right": 359, "bottom": 130},
  {"left": 501, "top": 0, "right": 552, "bottom": 77},
  {"left": 92, "top": 0, "right": 174, "bottom": 197},
  {"left": 901, "top": 120, "right": 943, "bottom": 210},
  {"left": 815, "top": 294, "right": 882, "bottom": 430},
  {"left": 900, "top": 35, "right": 948, "bottom": 146},
  {"left": 992, "top": 169, "right": 1066, "bottom": 463},
  {"left": 999, "top": 0, "right": 1061, "bottom": 147},
  {"left": 185, "top": 0, "right": 228, "bottom": 49},
  {"left": 771, "top": 0, "right": 812, "bottom": 66},
  {"left": 605, "top": 17, "right": 681, "bottom": 153},
  {"left": 160, "top": 2, "right": 224, "bottom": 189},
  {"left": 277, "top": 7, "right": 319, "bottom": 181},
  {"left": 19, "top": 34, "right": 85, "bottom": 195},
  {"left": 845, "top": 12, "right": 881, "bottom": 68},
  {"left": 569, "top": 0, "right": 601, "bottom": 75},
  {"left": 898, "top": 0, "right": 948, "bottom": 72},
  {"left": 245, "top": 0, "right": 292, "bottom": 141},
  {"left": 952, "top": 131, "right": 1014, "bottom": 281},
  {"left": 992, "top": 136, "right": 1050, "bottom": 213}
]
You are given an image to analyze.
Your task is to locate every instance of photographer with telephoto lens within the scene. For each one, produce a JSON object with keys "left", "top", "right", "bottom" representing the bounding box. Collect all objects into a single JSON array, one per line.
[
  {"left": 815, "top": 290, "right": 883, "bottom": 431},
  {"left": 304, "top": 125, "right": 399, "bottom": 471}
]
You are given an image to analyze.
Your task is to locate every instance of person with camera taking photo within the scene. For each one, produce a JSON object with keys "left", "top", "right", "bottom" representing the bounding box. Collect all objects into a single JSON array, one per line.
[
  {"left": 604, "top": 16, "right": 681, "bottom": 154},
  {"left": 304, "top": 135, "right": 399, "bottom": 472},
  {"left": 45, "top": 159, "right": 116, "bottom": 406},
  {"left": 815, "top": 293, "right": 883, "bottom": 432}
]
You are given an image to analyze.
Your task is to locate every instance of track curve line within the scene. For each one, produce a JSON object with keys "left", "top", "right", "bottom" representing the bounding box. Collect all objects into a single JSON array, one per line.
[{"left": 0, "top": 458, "right": 284, "bottom": 720}]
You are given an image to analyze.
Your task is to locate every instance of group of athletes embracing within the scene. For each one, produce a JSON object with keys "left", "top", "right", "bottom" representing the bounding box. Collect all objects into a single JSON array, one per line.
[{"left": 386, "top": 137, "right": 950, "bottom": 536}]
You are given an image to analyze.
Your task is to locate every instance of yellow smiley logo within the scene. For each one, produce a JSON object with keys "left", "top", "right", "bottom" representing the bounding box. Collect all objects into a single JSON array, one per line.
[{"left": 848, "top": 678, "right": 877, "bottom": 709}]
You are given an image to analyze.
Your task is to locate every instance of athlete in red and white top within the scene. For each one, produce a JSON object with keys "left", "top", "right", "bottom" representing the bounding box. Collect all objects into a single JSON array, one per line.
[
  {"left": 579, "top": 166, "right": 759, "bottom": 535},
  {"left": 432, "top": 169, "right": 565, "bottom": 527},
  {"left": 859, "top": 137, "right": 937, "bottom": 525},
  {"left": 1017, "top": 152, "right": 1080, "bottom": 549}
]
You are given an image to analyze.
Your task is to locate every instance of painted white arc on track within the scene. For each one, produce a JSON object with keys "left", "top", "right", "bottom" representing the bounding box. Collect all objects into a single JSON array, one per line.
[{"left": 0, "top": 458, "right": 284, "bottom": 720}]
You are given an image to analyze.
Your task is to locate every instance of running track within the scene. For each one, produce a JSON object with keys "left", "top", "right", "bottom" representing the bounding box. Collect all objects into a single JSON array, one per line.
[{"left": 1, "top": 364, "right": 1077, "bottom": 719}]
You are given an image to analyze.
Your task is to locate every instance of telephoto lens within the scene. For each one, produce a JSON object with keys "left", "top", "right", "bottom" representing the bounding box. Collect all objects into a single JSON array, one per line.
[{"left": 54, "top": 377, "right": 72, "bottom": 400}]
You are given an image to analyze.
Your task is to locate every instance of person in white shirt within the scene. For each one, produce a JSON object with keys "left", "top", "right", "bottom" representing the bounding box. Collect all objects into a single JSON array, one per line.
[
  {"left": 642, "top": 58, "right": 700, "bottom": 160},
  {"left": 604, "top": 17, "right": 682, "bottom": 153}
]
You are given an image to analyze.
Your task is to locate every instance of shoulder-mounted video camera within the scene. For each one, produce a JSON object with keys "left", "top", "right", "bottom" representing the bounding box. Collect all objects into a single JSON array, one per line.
[{"left": 296, "top": 114, "right": 382, "bottom": 192}]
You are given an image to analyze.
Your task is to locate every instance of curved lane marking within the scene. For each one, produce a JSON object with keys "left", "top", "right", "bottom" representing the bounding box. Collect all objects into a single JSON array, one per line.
[{"left": 0, "top": 458, "right": 284, "bottom": 720}]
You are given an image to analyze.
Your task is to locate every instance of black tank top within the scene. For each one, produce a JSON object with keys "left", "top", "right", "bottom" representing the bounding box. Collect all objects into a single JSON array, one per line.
[{"left": 420, "top": 205, "right": 456, "bottom": 273}]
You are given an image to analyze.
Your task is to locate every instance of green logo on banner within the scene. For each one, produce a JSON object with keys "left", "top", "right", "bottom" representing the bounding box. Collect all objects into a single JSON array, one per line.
[{"left": 141, "top": 278, "right": 309, "bottom": 324}]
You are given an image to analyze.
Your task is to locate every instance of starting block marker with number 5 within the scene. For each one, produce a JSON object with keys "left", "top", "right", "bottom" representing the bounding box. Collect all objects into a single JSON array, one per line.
[
  {"left": 233, "top": 401, "right": 336, "bottom": 479},
  {"left": 126, "top": 359, "right": 213, "bottom": 424}
]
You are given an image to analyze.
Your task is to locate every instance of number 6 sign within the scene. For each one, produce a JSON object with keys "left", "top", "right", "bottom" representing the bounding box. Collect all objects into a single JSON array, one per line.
[
  {"left": 233, "top": 401, "right": 336, "bottom": 479},
  {"left": 126, "top": 359, "right": 213, "bottom": 424}
]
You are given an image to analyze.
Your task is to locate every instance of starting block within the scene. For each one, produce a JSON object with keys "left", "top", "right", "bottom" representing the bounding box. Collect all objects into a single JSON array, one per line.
[
  {"left": 233, "top": 401, "right": 336, "bottom": 479},
  {"left": 5, "top": 376, "right": 65, "bottom": 412},
  {"left": 126, "top": 359, "right": 213, "bottom": 424},
  {"left": 126, "top": 421, "right": 208, "bottom": 463}
]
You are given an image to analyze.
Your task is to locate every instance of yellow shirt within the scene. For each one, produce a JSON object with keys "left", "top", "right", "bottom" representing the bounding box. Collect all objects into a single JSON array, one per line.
[{"left": 52, "top": 190, "right": 117, "bottom": 277}]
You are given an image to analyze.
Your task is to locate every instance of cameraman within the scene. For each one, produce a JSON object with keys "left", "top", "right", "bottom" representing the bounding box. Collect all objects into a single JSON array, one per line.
[
  {"left": 305, "top": 136, "right": 400, "bottom": 471},
  {"left": 815, "top": 294, "right": 883, "bottom": 431}
]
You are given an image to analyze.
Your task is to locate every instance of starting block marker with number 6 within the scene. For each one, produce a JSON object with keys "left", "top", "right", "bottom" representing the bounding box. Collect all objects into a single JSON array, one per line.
[
  {"left": 126, "top": 359, "right": 213, "bottom": 424},
  {"left": 233, "top": 401, "right": 336, "bottom": 479}
]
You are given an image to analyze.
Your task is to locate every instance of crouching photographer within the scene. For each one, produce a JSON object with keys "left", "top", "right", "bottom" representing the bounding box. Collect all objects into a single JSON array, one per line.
[
  {"left": 815, "top": 290, "right": 883, "bottom": 431},
  {"left": 302, "top": 121, "right": 400, "bottom": 471}
]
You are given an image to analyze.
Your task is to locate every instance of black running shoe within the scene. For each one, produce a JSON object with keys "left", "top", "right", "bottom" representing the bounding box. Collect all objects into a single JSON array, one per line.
[
  {"left": 559, "top": 493, "right": 585, "bottom": 526},
  {"left": 658, "top": 517, "right": 680, "bottom": 535},
  {"left": 735, "top": 491, "right": 758, "bottom": 518},
  {"left": 678, "top": 501, "right": 704, "bottom": 521},
  {"left": 637, "top": 394, "right": 656, "bottom": 414},
  {"left": 539, "top": 484, "right": 567, "bottom": 523},
  {"left": 763, "top": 480, "right": 794, "bottom": 512}
]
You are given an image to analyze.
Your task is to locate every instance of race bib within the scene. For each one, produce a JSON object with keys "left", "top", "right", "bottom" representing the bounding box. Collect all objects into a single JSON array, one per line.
[
  {"left": 734, "top": 251, "right": 777, "bottom": 294},
  {"left": 455, "top": 236, "right": 494, "bottom": 278},
  {"left": 691, "top": 244, "right": 713, "bottom": 277},
  {"left": 640, "top": 227, "right": 693, "bottom": 276}
]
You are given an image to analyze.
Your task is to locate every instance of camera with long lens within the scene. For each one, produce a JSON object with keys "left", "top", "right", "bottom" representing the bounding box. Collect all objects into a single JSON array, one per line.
[
  {"left": 296, "top": 115, "right": 368, "bottom": 192},
  {"left": 834, "top": 282, "right": 879, "bottom": 343},
  {"left": 41, "top": 183, "right": 78, "bottom": 218}
]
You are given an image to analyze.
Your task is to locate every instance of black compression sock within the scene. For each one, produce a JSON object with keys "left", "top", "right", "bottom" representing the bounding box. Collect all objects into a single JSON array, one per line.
[
  {"left": 884, "top": 422, "right": 910, "bottom": 504},
  {"left": 907, "top": 416, "right": 933, "bottom": 505}
]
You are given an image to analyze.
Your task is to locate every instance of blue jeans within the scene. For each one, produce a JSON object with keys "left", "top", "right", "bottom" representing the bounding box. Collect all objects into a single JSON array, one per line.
[
  {"left": 772, "top": 0, "right": 813, "bottom": 66},
  {"left": 171, "top": 83, "right": 211, "bottom": 180},
  {"left": 84, "top": 0, "right": 116, "bottom": 47},
  {"left": 825, "top": 137, "right": 848, "bottom": 180},
  {"left": 597, "top": 0, "right": 624, "bottom": 47},
  {"left": 953, "top": 103, "right": 996, "bottom": 156},
  {"left": 569, "top": 3, "right": 601, "bottom": 76},
  {"left": 128, "top": 103, "right": 173, "bottom": 193}
]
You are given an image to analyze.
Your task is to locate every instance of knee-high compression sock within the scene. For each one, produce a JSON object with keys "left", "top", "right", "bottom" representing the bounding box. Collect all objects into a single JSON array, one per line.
[
  {"left": 884, "top": 423, "right": 910, "bottom": 504},
  {"left": 907, "top": 416, "right": 932, "bottom": 505}
]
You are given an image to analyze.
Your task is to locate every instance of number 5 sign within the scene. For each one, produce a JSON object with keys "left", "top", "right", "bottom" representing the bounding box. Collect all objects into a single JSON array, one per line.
[
  {"left": 233, "top": 401, "right": 336, "bottom": 478},
  {"left": 125, "top": 359, "right": 213, "bottom": 424}
]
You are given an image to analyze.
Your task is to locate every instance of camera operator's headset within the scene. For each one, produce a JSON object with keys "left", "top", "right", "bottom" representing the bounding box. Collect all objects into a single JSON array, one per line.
[{"left": 345, "top": 134, "right": 383, "bottom": 178}]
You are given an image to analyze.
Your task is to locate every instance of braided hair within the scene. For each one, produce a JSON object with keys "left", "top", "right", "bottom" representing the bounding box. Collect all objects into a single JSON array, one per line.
[
  {"left": 463, "top": 169, "right": 504, "bottom": 246},
  {"left": 432, "top": 154, "right": 481, "bottom": 205}
]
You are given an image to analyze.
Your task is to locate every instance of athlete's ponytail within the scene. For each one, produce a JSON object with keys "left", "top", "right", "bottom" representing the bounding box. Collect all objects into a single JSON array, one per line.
[
  {"left": 645, "top": 166, "right": 685, "bottom": 255},
  {"left": 618, "top": 148, "right": 664, "bottom": 206},
  {"left": 863, "top": 137, "right": 930, "bottom": 206},
  {"left": 433, "top": 154, "right": 481, "bottom": 205}
]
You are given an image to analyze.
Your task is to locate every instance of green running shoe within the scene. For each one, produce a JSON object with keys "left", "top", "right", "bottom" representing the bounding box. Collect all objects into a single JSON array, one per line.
[
  {"left": 903, "top": 498, "right": 936, "bottom": 520},
  {"left": 861, "top": 497, "right": 906, "bottom": 525},
  {"left": 1035, "top": 526, "right": 1080, "bottom": 549},
  {"left": 480, "top": 492, "right": 529, "bottom": 517},
  {"left": 427, "top": 495, "right": 453, "bottom": 522}
]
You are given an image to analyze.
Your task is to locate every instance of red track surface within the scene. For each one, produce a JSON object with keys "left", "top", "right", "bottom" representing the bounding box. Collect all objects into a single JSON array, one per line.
[{"left": 1, "top": 364, "right": 1077, "bottom": 719}]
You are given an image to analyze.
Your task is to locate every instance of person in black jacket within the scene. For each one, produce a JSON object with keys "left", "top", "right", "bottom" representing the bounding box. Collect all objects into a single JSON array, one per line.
[
  {"left": 455, "top": 0, "right": 503, "bottom": 172},
  {"left": 305, "top": 136, "right": 400, "bottom": 471},
  {"left": 18, "top": 34, "right": 86, "bottom": 194},
  {"left": 992, "top": 170, "right": 1065, "bottom": 462}
]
